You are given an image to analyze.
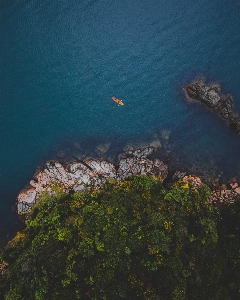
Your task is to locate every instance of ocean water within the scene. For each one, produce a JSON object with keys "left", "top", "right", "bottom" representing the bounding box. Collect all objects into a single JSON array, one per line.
[{"left": 1, "top": 0, "right": 240, "bottom": 243}]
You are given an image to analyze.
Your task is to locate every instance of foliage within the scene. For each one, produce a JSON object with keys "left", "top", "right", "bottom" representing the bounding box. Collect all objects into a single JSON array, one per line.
[{"left": 0, "top": 175, "right": 240, "bottom": 299}]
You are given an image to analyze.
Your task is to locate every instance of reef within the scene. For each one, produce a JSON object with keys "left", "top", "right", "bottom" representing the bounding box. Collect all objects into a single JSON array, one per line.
[{"left": 185, "top": 80, "right": 240, "bottom": 134}]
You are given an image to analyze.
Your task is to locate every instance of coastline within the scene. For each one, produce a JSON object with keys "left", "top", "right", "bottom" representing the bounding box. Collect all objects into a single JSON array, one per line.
[
  {"left": 17, "top": 141, "right": 240, "bottom": 216},
  {"left": 17, "top": 144, "right": 167, "bottom": 214},
  {"left": 2, "top": 124, "right": 239, "bottom": 248},
  {"left": 5, "top": 79, "right": 240, "bottom": 239}
]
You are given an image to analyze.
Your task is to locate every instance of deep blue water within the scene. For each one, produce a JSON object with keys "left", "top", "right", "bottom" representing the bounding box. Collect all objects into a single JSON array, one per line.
[{"left": 1, "top": 0, "right": 240, "bottom": 243}]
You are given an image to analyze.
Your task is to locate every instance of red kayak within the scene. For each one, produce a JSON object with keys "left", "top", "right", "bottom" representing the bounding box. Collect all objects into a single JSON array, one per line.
[{"left": 112, "top": 97, "right": 124, "bottom": 106}]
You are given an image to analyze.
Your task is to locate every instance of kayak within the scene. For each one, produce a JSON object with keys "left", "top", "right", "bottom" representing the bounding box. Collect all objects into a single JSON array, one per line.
[{"left": 112, "top": 96, "right": 124, "bottom": 106}]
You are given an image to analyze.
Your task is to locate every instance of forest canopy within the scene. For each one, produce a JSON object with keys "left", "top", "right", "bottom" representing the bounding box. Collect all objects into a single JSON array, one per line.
[{"left": 0, "top": 175, "right": 240, "bottom": 300}]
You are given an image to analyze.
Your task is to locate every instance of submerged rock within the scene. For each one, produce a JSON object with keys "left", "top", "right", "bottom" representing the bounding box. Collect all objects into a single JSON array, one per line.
[
  {"left": 185, "top": 80, "right": 240, "bottom": 134},
  {"left": 172, "top": 171, "right": 186, "bottom": 181},
  {"left": 161, "top": 129, "right": 171, "bottom": 140},
  {"left": 17, "top": 146, "right": 168, "bottom": 214},
  {"left": 95, "top": 142, "right": 111, "bottom": 155},
  {"left": 123, "top": 138, "right": 161, "bottom": 154}
]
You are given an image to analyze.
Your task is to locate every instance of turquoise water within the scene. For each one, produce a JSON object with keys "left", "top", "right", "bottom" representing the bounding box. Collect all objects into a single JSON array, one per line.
[{"left": 1, "top": 0, "right": 240, "bottom": 242}]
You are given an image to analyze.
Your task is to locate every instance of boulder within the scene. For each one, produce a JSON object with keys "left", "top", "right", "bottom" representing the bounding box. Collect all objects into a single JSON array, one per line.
[
  {"left": 182, "top": 175, "right": 202, "bottom": 187},
  {"left": 17, "top": 188, "right": 38, "bottom": 215}
]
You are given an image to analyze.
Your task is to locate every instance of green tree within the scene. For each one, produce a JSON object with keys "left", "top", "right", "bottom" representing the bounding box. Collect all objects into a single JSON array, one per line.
[{"left": 0, "top": 175, "right": 236, "bottom": 299}]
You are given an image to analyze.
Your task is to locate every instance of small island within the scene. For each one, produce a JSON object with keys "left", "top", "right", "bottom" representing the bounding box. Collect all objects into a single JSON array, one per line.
[{"left": 185, "top": 80, "right": 240, "bottom": 134}]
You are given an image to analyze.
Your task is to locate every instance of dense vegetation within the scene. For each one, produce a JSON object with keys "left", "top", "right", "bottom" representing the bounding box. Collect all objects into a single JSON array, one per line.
[{"left": 0, "top": 175, "right": 240, "bottom": 299}]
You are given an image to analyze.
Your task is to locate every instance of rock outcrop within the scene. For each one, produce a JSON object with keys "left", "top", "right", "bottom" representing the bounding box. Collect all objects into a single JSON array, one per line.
[
  {"left": 17, "top": 142, "right": 240, "bottom": 215},
  {"left": 17, "top": 146, "right": 168, "bottom": 214},
  {"left": 209, "top": 188, "right": 240, "bottom": 206},
  {"left": 180, "top": 174, "right": 240, "bottom": 206},
  {"left": 209, "top": 177, "right": 240, "bottom": 206},
  {"left": 182, "top": 175, "right": 203, "bottom": 187},
  {"left": 185, "top": 80, "right": 240, "bottom": 134}
]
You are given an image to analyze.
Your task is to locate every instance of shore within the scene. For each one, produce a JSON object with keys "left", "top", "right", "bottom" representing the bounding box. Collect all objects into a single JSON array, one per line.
[{"left": 17, "top": 141, "right": 240, "bottom": 215}]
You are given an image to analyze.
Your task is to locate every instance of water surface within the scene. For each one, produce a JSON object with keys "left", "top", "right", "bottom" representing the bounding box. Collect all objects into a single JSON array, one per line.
[{"left": 1, "top": 0, "right": 240, "bottom": 243}]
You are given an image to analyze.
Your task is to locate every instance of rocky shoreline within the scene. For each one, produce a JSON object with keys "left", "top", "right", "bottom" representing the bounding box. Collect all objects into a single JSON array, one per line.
[
  {"left": 17, "top": 145, "right": 168, "bottom": 214},
  {"left": 17, "top": 143, "right": 240, "bottom": 215},
  {"left": 185, "top": 80, "right": 240, "bottom": 134}
]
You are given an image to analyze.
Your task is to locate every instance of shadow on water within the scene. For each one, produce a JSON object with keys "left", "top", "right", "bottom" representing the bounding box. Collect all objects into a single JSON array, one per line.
[{"left": 0, "top": 190, "right": 26, "bottom": 248}]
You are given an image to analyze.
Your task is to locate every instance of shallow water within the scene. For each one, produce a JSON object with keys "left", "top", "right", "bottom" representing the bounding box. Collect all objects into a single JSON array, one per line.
[{"left": 1, "top": 0, "right": 240, "bottom": 243}]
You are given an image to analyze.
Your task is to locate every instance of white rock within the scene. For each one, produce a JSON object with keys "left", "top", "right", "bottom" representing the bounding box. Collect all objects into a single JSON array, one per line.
[
  {"left": 17, "top": 147, "right": 168, "bottom": 214},
  {"left": 17, "top": 188, "right": 38, "bottom": 214}
]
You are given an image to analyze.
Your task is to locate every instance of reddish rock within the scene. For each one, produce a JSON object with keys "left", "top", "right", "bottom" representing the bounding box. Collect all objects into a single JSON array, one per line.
[{"left": 182, "top": 175, "right": 202, "bottom": 187}]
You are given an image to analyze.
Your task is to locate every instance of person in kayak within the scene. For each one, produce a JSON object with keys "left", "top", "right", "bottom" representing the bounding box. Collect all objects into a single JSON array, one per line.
[{"left": 112, "top": 97, "right": 124, "bottom": 106}]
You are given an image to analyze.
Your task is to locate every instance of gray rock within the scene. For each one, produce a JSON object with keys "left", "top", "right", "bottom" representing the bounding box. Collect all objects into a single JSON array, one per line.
[
  {"left": 172, "top": 171, "right": 186, "bottom": 181},
  {"left": 185, "top": 80, "right": 240, "bottom": 134},
  {"left": 17, "top": 146, "right": 168, "bottom": 214},
  {"left": 17, "top": 188, "right": 38, "bottom": 215}
]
